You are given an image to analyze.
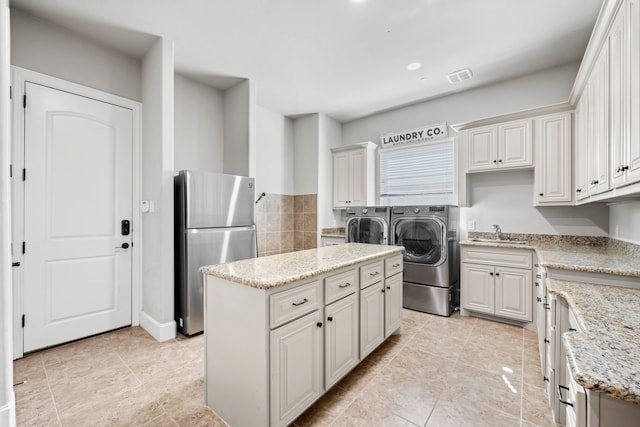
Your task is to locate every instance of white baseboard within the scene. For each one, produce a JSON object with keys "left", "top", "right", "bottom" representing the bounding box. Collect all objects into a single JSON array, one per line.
[
  {"left": 139, "top": 311, "right": 176, "bottom": 342},
  {"left": 0, "top": 394, "right": 16, "bottom": 427}
]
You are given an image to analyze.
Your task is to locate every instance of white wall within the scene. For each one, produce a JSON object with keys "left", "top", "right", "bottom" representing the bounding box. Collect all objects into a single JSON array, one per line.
[
  {"left": 255, "top": 105, "right": 294, "bottom": 195},
  {"left": 1, "top": 2, "right": 15, "bottom": 426},
  {"left": 174, "top": 74, "right": 225, "bottom": 173},
  {"left": 224, "top": 79, "right": 253, "bottom": 176},
  {"left": 341, "top": 63, "right": 579, "bottom": 145},
  {"left": 293, "top": 114, "right": 320, "bottom": 195},
  {"left": 461, "top": 170, "right": 609, "bottom": 238},
  {"left": 140, "top": 37, "right": 175, "bottom": 341},
  {"left": 610, "top": 201, "right": 640, "bottom": 244},
  {"left": 10, "top": 8, "right": 141, "bottom": 101},
  {"left": 318, "top": 114, "right": 343, "bottom": 230},
  {"left": 334, "top": 63, "right": 613, "bottom": 237}
]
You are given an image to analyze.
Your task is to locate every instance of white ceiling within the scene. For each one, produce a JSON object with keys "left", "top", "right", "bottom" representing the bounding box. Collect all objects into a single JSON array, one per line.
[{"left": 9, "top": 0, "right": 604, "bottom": 122}]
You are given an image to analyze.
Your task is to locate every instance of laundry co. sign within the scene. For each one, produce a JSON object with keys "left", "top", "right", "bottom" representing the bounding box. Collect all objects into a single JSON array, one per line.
[{"left": 380, "top": 123, "right": 448, "bottom": 148}]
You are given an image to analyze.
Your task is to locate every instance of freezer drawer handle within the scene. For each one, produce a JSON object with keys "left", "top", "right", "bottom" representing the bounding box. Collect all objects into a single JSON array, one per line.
[
  {"left": 292, "top": 298, "right": 308, "bottom": 307},
  {"left": 339, "top": 282, "right": 352, "bottom": 288},
  {"left": 557, "top": 385, "right": 574, "bottom": 407}
]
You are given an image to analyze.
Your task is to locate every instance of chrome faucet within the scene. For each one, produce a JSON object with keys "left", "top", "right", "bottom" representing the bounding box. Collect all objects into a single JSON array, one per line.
[{"left": 492, "top": 224, "right": 502, "bottom": 240}]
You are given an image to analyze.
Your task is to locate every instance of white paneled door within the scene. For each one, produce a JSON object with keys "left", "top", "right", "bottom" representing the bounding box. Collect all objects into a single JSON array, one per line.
[{"left": 23, "top": 82, "right": 133, "bottom": 352}]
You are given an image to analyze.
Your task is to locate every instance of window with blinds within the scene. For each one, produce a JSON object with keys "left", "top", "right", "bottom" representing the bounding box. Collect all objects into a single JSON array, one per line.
[{"left": 379, "top": 138, "right": 456, "bottom": 206}]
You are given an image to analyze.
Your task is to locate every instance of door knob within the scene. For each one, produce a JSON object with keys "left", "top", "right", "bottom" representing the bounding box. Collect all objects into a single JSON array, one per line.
[{"left": 121, "top": 243, "right": 130, "bottom": 249}]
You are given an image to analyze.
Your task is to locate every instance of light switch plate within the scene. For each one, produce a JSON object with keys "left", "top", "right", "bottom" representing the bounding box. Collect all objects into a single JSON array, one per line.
[{"left": 467, "top": 220, "right": 476, "bottom": 231}]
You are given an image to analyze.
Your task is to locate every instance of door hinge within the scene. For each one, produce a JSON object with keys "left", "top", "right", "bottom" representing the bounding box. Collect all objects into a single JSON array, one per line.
[
  {"left": 21, "top": 314, "right": 25, "bottom": 328},
  {"left": 22, "top": 168, "right": 26, "bottom": 181},
  {"left": 22, "top": 241, "right": 25, "bottom": 254},
  {"left": 23, "top": 93, "right": 26, "bottom": 109}
]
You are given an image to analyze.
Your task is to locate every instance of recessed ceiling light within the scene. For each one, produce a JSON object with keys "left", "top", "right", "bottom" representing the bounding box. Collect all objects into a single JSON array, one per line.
[
  {"left": 407, "top": 62, "right": 422, "bottom": 71},
  {"left": 351, "top": 0, "right": 367, "bottom": 3}
]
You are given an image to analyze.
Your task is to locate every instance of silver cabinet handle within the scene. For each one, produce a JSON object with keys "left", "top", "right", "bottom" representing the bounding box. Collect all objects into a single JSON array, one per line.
[
  {"left": 292, "top": 298, "right": 308, "bottom": 306},
  {"left": 392, "top": 263, "right": 400, "bottom": 267},
  {"left": 338, "top": 282, "right": 352, "bottom": 288},
  {"left": 369, "top": 272, "right": 379, "bottom": 276}
]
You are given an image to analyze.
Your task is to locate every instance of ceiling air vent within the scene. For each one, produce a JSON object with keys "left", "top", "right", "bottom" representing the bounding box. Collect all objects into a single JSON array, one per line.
[{"left": 446, "top": 68, "right": 473, "bottom": 84}]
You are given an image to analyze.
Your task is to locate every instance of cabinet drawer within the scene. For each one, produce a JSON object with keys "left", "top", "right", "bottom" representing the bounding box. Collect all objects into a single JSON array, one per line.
[
  {"left": 462, "top": 247, "right": 532, "bottom": 269},
  {"left": 270, "top": 280, "right": 322, "bottom": 329},
  {"left": 325, "top": 269, "right": 358, "bottom": 304},
  {"left": 385, "top": 255, "right": 403, "bottom": 278},
  {"left": 360, "top": 261, "right": 383, "bottom": 289}
]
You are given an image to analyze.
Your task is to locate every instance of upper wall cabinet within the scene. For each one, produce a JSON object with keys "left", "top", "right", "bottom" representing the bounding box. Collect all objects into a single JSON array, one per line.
[
  {"left": 467, "top": 119, "right": 533, "bottom": 172},
  {"left": 573, "top": 0, "right": 640, "bottom": 203},
  {"left": 534, "top": 112, "right": 573, "bottom": 206},
  {"left": 331, "top": 142, "right": 376, "bottom": 208}
]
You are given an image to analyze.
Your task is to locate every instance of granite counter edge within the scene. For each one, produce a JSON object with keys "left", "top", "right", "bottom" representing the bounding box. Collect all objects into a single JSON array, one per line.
[{"left": 201, "top": 247, "right": 404, "bottom": 290}]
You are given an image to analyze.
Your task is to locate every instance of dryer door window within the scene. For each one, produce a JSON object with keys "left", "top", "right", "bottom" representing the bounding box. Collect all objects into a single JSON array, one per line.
[
  {"left": 394, "top": 218, "right": 446, "bottom": 265},
  {"left": 346, "top": 218, "right": 386, "bottom": 244}
]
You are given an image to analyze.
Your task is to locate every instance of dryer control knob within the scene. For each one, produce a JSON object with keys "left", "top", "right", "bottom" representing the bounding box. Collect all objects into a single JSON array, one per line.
[
  {"left": 414, "top": 208, "right": 420, "bottom": 214},
  {"left": 362, "top": 208, "right": 368, "bottom": 214}
]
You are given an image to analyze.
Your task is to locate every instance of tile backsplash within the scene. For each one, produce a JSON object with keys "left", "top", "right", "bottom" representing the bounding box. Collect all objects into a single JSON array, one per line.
[{"left": 256, "top": 193, "right": 317, "bottom": 257}]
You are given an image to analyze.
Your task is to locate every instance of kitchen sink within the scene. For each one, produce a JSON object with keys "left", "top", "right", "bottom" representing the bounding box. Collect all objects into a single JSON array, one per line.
[{"left": 469, "top": 238, "right": 528, "bottom": 245}]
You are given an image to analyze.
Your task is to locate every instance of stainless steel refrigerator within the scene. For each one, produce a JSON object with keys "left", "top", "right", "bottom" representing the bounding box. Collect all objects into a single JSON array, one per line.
[{"left": 174, "top": 170, "right": 257, "bottom": 335}]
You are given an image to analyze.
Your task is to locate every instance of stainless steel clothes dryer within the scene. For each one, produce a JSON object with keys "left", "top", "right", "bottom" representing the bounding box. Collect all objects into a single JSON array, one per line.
[
  {"left": 345, "top": 206, "right": 390, "bottom": 245},
  {"left": 390, "top": 205, "right": 459, "bottom": 316}
]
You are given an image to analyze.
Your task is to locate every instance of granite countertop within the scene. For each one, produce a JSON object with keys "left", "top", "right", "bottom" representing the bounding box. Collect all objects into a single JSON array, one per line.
[
  {"left": 200, "top": 243, "right": 403, "bottom": 290},
  {"left": 461, "top": 233, "right": 640, "bottom": 277},
  {"left": 547, "top": 279, "right": 640, "bottom": 403}
]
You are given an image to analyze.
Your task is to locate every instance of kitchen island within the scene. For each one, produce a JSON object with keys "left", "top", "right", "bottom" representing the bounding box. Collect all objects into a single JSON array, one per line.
[{"left": 200, "top": 243, "right": 404, "bottom": 427}]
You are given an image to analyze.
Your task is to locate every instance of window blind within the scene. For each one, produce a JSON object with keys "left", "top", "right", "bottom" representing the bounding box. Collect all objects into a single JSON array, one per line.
[{"left": 379, "top": 138, "right": 455, "bottom": 205}]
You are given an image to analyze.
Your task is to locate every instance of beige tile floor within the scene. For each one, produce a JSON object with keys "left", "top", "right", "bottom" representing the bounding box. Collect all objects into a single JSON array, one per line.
[{"left": 13, "top": 309, "right": 556, "bottom": 427}]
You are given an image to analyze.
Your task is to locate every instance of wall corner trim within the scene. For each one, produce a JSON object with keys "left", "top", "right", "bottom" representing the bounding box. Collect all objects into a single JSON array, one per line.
[{"left": 140, "top": 311, "right": 176, "bottom": 342}]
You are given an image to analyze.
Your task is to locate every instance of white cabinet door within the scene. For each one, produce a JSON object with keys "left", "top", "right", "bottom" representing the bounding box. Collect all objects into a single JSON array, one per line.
[
  {"left": 588, "top": 44, "right": 610, "bottom": 196},
  {"left": 575, "top": 93, "right": 590, "bottom": 201},
  {"left": 347, "top": 149, "right": 367, "bottom": 206},
  {"left": 535, "top": 112, "right": 573, "bottom": 205},
  {"left": 325, "top": 292, "right": 359, "bottom": 389},
  {"left": 610, "top": 0, "right": 640, "bottom": 188},
  {"left": 360, "top": 281, "right": 384, "bottom": 358},
  {"left": 535, "top": 269, "right": 547, "bottom": 377},
  {"left": 498, "top": 119, "right": 533, "bottom": 169},
  {"left": 332, "top": 151, "right": 350, "bottom": 207},
  {"left": 610, "top": 3, "right": 628, "bottom": 189},
  {"left": 461, "top": 263, "right": 495, "bottom": 314},
  {"left": 468, "top": 126, "right": 497, "bottom": 171},
  {"left": 494, "top": 266, "right": 532, "bottom": 321},
  {"left": 384, "top": 272, "right": 403, "bottom": 338},
  {"left": 270, "top": 310, "right": 323, "bottom": 427},
  {"left": 628, "top": 0, "right": 640, "bottom": 186}
]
